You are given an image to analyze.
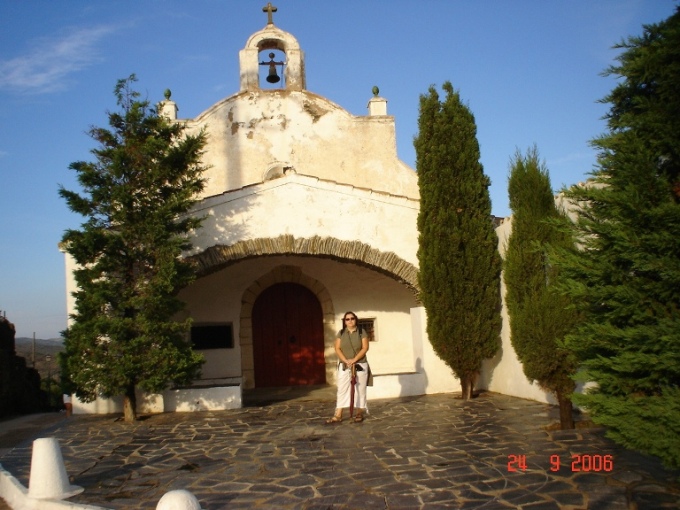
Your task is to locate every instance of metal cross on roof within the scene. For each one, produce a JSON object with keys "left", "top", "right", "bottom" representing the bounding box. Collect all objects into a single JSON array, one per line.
[{"left": 262, "top": 3, "right": 277, "bottom": 25}]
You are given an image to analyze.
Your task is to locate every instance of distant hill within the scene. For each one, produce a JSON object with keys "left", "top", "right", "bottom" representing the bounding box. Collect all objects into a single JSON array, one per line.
[{"left": 14, "top": 337, "right": 64, "bottom": 380}]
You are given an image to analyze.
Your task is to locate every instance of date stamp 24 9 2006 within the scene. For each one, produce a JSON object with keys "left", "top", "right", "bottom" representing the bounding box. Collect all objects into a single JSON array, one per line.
[{"left": 507, "top": 454, "right": 614, "bottom": 473}]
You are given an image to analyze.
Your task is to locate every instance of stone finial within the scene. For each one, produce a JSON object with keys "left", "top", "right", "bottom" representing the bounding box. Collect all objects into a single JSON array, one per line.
[
  {"left": 368, "top": 87, "right": 387, "bottom": 116},
  {"left": 159, "top": 90, "right": 178, "bottom": 121}
]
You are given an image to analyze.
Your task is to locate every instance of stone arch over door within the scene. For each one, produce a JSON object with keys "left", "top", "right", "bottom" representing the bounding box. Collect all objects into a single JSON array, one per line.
[
  {"left": 190, "top": 235, "right": 421, "bottom": 298},
  {"left": 239, "top": 265, "right": 336, "bottom": 389}
]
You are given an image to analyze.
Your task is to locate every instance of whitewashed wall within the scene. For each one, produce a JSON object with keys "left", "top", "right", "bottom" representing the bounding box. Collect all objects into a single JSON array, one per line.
[
  {"left": 184, "top": 90, "right": 419, "bottom": 201},
  {"left": 481, "top": 217, "right": 555, "bottom": 404},
  {"left": 186, "top": 173, "right": 419, "bottom": 264}
]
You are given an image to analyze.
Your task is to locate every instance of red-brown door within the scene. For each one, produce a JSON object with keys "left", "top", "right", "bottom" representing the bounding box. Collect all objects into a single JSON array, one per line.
[{"left": 252, "top": 283, "right": 326, "bottom": 387}]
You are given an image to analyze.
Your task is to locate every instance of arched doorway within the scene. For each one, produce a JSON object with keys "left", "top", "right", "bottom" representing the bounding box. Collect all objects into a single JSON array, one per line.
[{"left": 252, "top": 282, "right": 326, "bottom": 387}]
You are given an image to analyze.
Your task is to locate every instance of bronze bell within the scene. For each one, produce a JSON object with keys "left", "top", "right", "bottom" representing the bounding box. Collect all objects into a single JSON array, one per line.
[
  {"left": 266, "top": 62, "right": 280, "bottom": 84},
  {"left": 261, "top": 52, "right": 282, "bottom": 84}
]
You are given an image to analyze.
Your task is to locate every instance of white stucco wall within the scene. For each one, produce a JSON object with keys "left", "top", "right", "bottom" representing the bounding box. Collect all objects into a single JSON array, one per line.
[
  {"left": 409, "top": 306, "right": 461, "bottom": 395},
  {"left": 62, "top": 248, "right": 78, "bottom": 329},
  {"left": 187, "top": 172, "right": 419, "bottom": 265},
  {"left": 71, "top": 386, "right": 241, "bottom": 414},
  {"left": 183, "top": 90, "right": 419, "bottom": 201},
  {"left": 482, "top": 217, "right": 555, "bottom": 404}
]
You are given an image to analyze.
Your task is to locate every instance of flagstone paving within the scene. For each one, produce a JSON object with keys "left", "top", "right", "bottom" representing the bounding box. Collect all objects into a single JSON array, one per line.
[{"left": 1, "top": 391, "right": 678, "bottom": 509}]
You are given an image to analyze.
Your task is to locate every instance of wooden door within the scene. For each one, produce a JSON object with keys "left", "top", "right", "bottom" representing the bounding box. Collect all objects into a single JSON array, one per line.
[{"left": 252, "top": 283, "right": 326, "bottom": 387}]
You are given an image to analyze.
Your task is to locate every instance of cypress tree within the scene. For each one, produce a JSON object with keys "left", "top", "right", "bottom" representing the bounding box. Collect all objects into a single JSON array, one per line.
[
  {"left": 415, "top": 82, "right": 502, "bottom": 399},
  {"left": 557, "top": 9, "right": 680, "bottom": 467},
  {"left": 504, "top": 146, "right": 579, "bottom": 429},
  {"left": 60, "top": 75, "right": 207, "bottom": 422}
]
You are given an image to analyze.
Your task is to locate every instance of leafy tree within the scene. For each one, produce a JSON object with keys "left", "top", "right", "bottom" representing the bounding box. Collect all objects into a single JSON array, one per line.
[
  {"left": 60, "top": 75, "right": 207, "bottom": 422},
  {"left": 556, "top": 9, "right": 680, "bottom": 467},
  {"left": 504, "top": 146, "right": 579, "bottom": 429},
  {"left": 415, "top": 82, "right": 502, "bottom": 399}
]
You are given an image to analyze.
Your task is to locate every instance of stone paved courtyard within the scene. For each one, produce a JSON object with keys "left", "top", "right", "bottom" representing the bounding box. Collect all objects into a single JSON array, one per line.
[{"left": 1, "top": 391, "right": 679, "bottom": 509}]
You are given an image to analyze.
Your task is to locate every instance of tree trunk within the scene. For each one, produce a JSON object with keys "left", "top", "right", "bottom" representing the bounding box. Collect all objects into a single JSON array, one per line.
[
  {"left": 123, "top": 385, "right": 137, "bottom": 422},
  {"left": 557, "top": 390, "right": 574, "bottom": 429},
  {"left": 460, "top": 375, "right": 475, "bottom": 400}
]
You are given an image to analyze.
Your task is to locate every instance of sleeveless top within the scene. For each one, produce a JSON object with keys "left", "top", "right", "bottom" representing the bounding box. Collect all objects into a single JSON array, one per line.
[{"left": 337, "top": 328, "right": 368, "bottom": 363}]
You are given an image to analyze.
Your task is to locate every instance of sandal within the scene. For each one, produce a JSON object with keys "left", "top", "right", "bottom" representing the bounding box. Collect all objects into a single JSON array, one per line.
[
  {"left": 353, "top": 413, "right": 364, "bottom": 423},
  {"left": 325, "top": 415, "right": 342, "bottom": 424}
]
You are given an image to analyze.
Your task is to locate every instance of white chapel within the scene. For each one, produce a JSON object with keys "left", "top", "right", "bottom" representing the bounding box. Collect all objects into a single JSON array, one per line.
[{"left": 66, "top": 6, "right": 554, "bottom": 414}]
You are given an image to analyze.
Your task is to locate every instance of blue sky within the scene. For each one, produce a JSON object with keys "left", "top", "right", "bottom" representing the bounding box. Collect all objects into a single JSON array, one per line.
[{"left": 0, "top": 1, "right": 675, "bottom": 339}]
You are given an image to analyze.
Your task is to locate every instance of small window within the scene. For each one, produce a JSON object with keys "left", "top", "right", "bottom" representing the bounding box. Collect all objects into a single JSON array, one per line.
[
  {"left": 191, "top": 324, "right": 234, "bottom": 350},
  {"left": 358, "top": 318, "right": 376, "bottom": 342}
]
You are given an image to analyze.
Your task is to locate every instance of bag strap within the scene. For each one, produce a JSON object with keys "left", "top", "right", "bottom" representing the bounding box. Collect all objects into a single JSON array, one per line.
[{"left": 346, "top": 327, "right": 364, "bottom": 358}]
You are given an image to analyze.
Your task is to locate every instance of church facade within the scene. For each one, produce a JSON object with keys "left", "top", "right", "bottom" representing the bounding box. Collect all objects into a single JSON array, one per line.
[{"left": 65, "top": 9, "right": 556, "bottom": 413}]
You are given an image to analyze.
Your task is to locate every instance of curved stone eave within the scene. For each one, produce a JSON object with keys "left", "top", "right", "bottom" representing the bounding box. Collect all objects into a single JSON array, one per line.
[
  {"left": 187, "top": 89, "right": 372, "bottom": 126},
  {"left": 244, "top": 24, "right": 301, "bottom": 51},
  {"left": 187, "top": 234, "right": 422, "bottom": 302}
]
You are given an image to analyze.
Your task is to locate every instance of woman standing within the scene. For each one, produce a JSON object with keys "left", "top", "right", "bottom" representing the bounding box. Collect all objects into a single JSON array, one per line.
[{"left": 326, "top": 311, "right": 369, "bottom": 423}]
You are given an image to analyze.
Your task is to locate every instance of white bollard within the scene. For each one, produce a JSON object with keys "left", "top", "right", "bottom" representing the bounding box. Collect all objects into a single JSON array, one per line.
[
  {"left": 156, "top": 489, "right": 202, "bottom": 510},
  {"left": 28, "top": 437, "right": 84, "bottom": 500}
]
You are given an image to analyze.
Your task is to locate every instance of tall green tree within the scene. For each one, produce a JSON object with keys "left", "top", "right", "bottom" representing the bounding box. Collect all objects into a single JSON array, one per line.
[
  {"left": 504, "top": 146, "right": 579, "bottom": 429},
  {"left": 415, "top": 82, "right": 502, "bottom": 400},
  {"left": 60, "top": 75, "right": 207, "bottom": 422},
  {"left": 557, "top": 9, "right": 680, "bottom": 467}
]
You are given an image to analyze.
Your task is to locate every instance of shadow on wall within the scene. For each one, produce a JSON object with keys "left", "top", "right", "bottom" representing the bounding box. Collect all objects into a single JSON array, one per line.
[
  {"left": 396, "top": 357, "right": 428, "bottom": 397},
  {"left": 479, "top": 334, "right": 503, "bottom": 392},
  {"left": 480, "top": 334, "right": 565, "bottom": 407},
  {"left": 187, "top": 188, "right": 255, "bottom": 263}
]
